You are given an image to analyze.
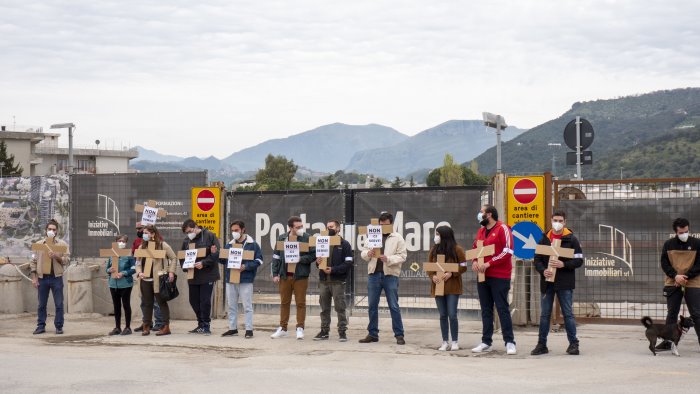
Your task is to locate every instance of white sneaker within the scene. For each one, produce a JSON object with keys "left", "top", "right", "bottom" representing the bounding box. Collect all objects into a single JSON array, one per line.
[
  {"left": 450, "top": 342, "right": 460, "bottom": 351},
  {"left": 270, "top": 327, "right": 288, "bottom": 339},
  {"left": 438, "top": 341, "right": 449, "bottom": 351},
  {"left": 471, "top": 343, "right": 492, "bottom": 353},
  {"left": 506, "top": 342, "right": 517, "bottom": 355},
  {"left": 296, "top": 327, "right": 304, "bottom": 340}
]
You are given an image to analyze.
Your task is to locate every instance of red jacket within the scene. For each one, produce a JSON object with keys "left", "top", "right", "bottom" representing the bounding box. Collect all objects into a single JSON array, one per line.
[{"left": 472, "top": 221, "right": 514, "bottom": 279}]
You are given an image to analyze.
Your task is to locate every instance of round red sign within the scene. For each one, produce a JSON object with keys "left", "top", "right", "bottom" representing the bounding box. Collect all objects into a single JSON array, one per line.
[
  {"left": 513, "top": 178, "right": 538, "bottom": 205},
  {"left": 196, "top": 189, "right": 216, "bottom": 212}
]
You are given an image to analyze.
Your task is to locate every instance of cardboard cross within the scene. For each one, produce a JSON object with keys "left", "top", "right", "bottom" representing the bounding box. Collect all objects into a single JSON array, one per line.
[
  {"left": 100, "top": 242, "right": 132, "bottom": 279},
  {"left": 31, "top": 237, "right": 68, "bottom": 275},
  {"left": 134, "top": 241, "right": 166, "bottom": 279},
  {"left": 358, "top": 218, "right": 393, "bottom": 257},
  {"left": 422, "top": 254, "right": 461, "bottom": 296},
  {"left": 466, "top": 240, "right": 495, "bottom": 283},
  {"left": 133, "top": 200, "right": 168, "bottom": 226},
  {"left": 535, "top": 238, "right": 575, "bottom": 282},
  {"left": 219, "top": 242, "right": 255, "bottom": 284},
  {"left": 177, "top": 243, "right": 207, "bottom": 280},
  {"left": 276, "top": 234, "right": 309, "bottom": 275},
  {"left": 309, "top": 231, "right": 342, "bottom": 270}
]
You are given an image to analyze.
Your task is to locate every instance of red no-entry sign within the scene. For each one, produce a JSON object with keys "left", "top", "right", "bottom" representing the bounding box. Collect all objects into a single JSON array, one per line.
[
  {"left": 196, "top": 189, "right": 216, "bottom": 212},
  {"left": 512, "top": 178, "right": 538, "bottom": 205}
]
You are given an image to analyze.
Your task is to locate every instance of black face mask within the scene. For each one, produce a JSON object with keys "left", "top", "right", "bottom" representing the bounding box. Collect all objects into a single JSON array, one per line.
[
  {"left": 479, "top": 217, "right": 489, "bottom": 227},
  {"left": 327, "top": 229, "right": 337, "bottom": 236},
  {"left": 137, "top": 230, "right": 144, "bottom": 238}
]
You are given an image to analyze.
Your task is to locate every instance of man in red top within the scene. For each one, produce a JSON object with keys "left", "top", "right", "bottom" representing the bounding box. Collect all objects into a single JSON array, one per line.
[{"left": 470, "top": 204, "right": 517, "bottom": 355}]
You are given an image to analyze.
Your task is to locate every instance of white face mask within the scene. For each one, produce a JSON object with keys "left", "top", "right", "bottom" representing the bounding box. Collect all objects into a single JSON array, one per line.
[
  {"left": 477, "top": 212, "right": 484, "bottom": 222},
  {"left": 187, "top": 232, "right": 196, "bottom": 240},
  {"left": 142, "top": 233, "right": 151, "bottom": 242},
  {"left": 434, "top": 235, "right": 441, "bottom": 244},
  {"left": 117, "top": 242, "right": 127, "bottom": 249},
  {"left": 552, "top": 222, "right": 564, "bottom": 232},
  {"left": 46, "top": 230, "right": 56, "bottom": 238},
  {"left": 678, "top": 232, "right": 690, "bottom": 243},
  {"left": 295, "top": 228, "right": 304, "bottom": 237},
  {"left": 231, "top": 231, "right": 241, "bottom": 241}
]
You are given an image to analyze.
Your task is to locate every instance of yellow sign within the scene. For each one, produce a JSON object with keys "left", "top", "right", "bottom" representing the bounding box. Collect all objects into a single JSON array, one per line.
[
  {"left": 191, "top": 187, "right": 222, "bottom": 237},
  {"left": 506, "top": 175, "right": 545, "bottom": 229}
]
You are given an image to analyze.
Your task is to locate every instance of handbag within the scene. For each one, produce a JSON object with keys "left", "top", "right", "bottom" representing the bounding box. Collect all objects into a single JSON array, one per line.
[{"left": 159, "top": 273, "right": 179, "bottom": 301}]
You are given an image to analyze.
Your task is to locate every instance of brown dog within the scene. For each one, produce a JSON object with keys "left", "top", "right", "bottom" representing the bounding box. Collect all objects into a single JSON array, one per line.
[{"left": 641, "top": 316, "right": 694, "bottom": 356}]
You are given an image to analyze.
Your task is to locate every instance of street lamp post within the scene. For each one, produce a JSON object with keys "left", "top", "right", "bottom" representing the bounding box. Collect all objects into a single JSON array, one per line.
[
  {"left": 0, "top": 162, "right": 4, "bottom": 178},
  {"left": 482, "top": 112, "right": 508, "bottom": 173},
  {"left": 548, "top": 143, "right": 562, "bottom": 176},
  {"left": 50, "top": 123, "right": 75, "bottom": 173}
]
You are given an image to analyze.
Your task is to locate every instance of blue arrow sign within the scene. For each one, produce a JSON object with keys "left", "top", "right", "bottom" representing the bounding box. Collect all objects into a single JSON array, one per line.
[{"left": 512, "top": 221, "right": 544, "bottom": 260}]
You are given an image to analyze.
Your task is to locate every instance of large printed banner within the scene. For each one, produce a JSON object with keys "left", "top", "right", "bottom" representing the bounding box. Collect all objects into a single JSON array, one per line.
[
  {"left": 0, "top": 176, "right": 70, "bottom": 259},
  {"left": 559, "top": 198, "right": 700, "bottom": 303},
  {"left": 70, "top": 172, "right": 207, "bottom": 257}
]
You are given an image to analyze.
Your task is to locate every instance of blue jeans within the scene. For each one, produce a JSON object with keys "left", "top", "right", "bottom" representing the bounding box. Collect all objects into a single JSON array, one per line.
[
  {"left": 435, "top": 294, "right": 460, "bottom": 341},
  {"left": 477, "top": 277, "right": 515, "bottom": 346},
  {"left": 37, "top": 276, "right": 64, "bottom": 329},
  {"left": 367, "top": 273, "right": 404, "bottom": 338},
  {"left": 538, "top": 285, "right": 578, "bottom": 345}
]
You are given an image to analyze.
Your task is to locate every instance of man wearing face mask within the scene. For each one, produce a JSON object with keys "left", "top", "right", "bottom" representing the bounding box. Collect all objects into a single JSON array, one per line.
[
  {"left": 313, "top": 220, "right": 354, "bottom": 342},
  {"left": 270, "top": 216, "right": 316, "bottom": 340},
  {"left": 105, "top": 234, "right": 136, "bottom": 336},
  {"left": 531, "top": 210, "right": 584, "bottom": 356},
  {"left": 132, "top": 222, "right": 164, "bottom": 333},
  {"left": 657, "top": 217, "right": 700, "bottom": 351},
  {"left": 219, "top": 220, "right": 263, "bottom": 339},
  {"left": 180, "top": 219, "right": 221, "bottom": 336},
  {"left": 30, "top": 219, "right": 70, "bottom": 335}
]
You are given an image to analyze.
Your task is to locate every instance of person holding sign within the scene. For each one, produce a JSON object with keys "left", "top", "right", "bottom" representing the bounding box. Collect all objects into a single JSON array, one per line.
[
  {"left": 180, "top": 219, "right": 221, "bottom": 336},
  {"left": 135, "top": 225, "right": 177, "bottom": 336},
  {"left": 359, "top": 212, "right": 408, "bottom": 345},
  {"left": 132, "top": 222, "right": 164, "bottom": 333},
  {"left": 425, "top": 226, "right": 467, "bottom": 351},
  {"left": 270, "top": 216, "right": 316, "bottom": 340},
  {"left": 531, "top": 210, "right": 583, "bottom": 356},
  {"left": 313, "top": 220, "right": 353, "bottom": 342},
  {"left": 105, "top": 234, "right": 136, "bottom": 336},
  {"left": 30, "top": 219, "right": 70, "bottom": 335},
  {"left": 219, "top": 220, "right": 263, "bottom": 339},
  {"left": 470, "top": 205, "right": 517, "bottom": 355}
]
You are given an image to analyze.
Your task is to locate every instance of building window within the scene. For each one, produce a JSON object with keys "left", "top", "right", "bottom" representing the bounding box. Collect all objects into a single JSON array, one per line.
[{"left": 57, "top": 159, "right": 67, "bottom": 171}]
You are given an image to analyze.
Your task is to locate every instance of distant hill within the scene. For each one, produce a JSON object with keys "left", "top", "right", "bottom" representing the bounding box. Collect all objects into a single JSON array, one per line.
[
  {"left": 471, "top": 88, "right": 700, "bottom": 179},
  {"left": 345, "top": 120, "right": 526, "bottom": 178},
  {"left": 133, "top": 146, "right": 184, "bottom": 163}
]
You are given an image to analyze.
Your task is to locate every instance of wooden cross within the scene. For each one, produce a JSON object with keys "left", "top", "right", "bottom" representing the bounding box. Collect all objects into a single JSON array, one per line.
[
  {"left": 276, "top": 234, "right": 309, "bottom": 275},
  {"left": 133, "top": 200, "right": 168, "bottom": 226},
  {"left": 134, "top": 241, "right": 166, "bottom": 279},
  {"left": 422, "top": 254, "right": 461, "bottom": 296},
  {"left": 535, "top": 238, "right": 575, "bottom": 282},
  {"left": 219, "top": 242, "right": 255, "bottom": 284},
  {"left": 177, "top": 243, "right": 207, "bottom": 280},
  {"left": 358, "top": 218, "right": 393, "bottom": 257},
  {"left": 309, "top": 231, "right": 342, "bottom": 270},
  {"left": 100, "top": 242, "right": 132, "bottom": 279},
  {"left": 466, "top": 240, "right": 495, "bottom": 283},
  {"left": 31, "top": 236, "right": 68, "bottom": 275}
]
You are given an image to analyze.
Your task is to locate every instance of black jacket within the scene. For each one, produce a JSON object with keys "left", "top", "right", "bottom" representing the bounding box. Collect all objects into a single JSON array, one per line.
[
  {"left": 180, "top": 227, "right": 221, "bottom": 284},
  {"left": 318, "top": 237, "right": 354, "bottom": 282},
  {"left": 534, "top": 228, "right": 583, "bottom": 293},
  {"left": 660, "top": 235, "right": 700, "bottom": 280}
]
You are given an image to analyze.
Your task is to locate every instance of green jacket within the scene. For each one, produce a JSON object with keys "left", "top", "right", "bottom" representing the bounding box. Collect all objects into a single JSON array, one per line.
[
  {"left": 106, "top": 256, "right": 136, "bottom": 289},
  {"left": 271, "top": 232, "right": 316, "bottom": 280}
]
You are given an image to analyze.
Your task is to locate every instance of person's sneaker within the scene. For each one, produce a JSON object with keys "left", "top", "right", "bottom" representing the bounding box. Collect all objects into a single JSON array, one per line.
[
  {"left": 338, "top": 332, "right": 347, "bottom": 342},
  {"left": 121, "top": 327, "right": 132, "bottom": 336},
  {"left": 450, "top": 342, "right": 460, "bottom": 351},
  {"left": 313, "top": 330, "right": 329, "bottom": 341},
  {"left": 396, "top": 336, "right": 405, "bottom": 345},
  {"left": 296, "top": 327, "right": 305, "bottom": 340},
  {"left": 471, "top": 343, "right": 492, "bottom": 353},
  {"left": 244, "top": 330, "right": 254, "bottom": 339},
  {"left": 134, "top": 325, "right": 143, "bottom": 333},
  {"left": 566, "top": 342, "right": 580, "bottom": 355},
  {"left": 55, "top": 328, "right": 64, "bottom": 335},
  {"left": 222, "top": 329, "right": 238, "bottom": 337},
  {"left": 530, "top": 343, "right": 549, "bottom": 356},
  {"left": 189, "top": 326, "right": 203, "bottom": 334},
  {"left": 270, "top": 327, "right": 288, "bottom": 339},
  {"left": 358, "top": 335, "right": 378, "bottom": 343},
  {"left": 33, "top": 327, "right": 46, "bottom": 335},
  {"left": 438, "top": 341, "right": 449, "bottom": 351},
  {"left": 108, "top": 327, "right": 121, "bottom": 336},
  {"left": 506, "top": 342, "right": 517, "bottom": 355},
  {"left": 655, "top": 340, "right": 672, "bottom": 351},
  {"left": 202, "top": 326, "right": 212, "bottom": 336}
]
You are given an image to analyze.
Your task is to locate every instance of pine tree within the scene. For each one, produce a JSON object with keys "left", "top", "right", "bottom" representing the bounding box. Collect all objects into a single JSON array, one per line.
[{"left": 0, "top": 141, "right": 23, "bottom": 177}]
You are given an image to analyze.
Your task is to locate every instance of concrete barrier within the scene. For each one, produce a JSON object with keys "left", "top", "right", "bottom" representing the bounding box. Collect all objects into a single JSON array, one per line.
[{"left": 0, "top": 264, "right": 24, "bottom": 314}]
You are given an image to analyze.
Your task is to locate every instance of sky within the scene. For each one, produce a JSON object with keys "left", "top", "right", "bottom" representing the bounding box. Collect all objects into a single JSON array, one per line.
[{"left": 1, "top": 0, "right": 699, "bottom": 158}]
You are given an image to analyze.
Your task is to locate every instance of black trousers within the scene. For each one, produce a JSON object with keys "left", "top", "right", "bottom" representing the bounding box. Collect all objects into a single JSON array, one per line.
[
  {"left": 665, "top": 286, "right": 700, "bottom": 343},
  {"left": 110, "top": 287, "right": 133, "bottom": 328},
  {"left": 189, "top": 282, "right": 214, "bottom": 326}
]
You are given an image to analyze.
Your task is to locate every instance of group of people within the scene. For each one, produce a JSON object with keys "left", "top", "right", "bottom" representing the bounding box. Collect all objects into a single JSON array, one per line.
[{"left": 27, "top": 207, "right": 700, "bottom": 355}]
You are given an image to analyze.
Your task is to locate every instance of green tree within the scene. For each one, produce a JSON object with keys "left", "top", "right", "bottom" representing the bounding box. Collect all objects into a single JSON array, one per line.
[
  {"left": 0, "top": 141, "right": 23, "bottom": 177},
  {"left": 409, "top": 176, "right": 415, "bottom": 187},
  {"left": 371, "top": 177, "right": 384, "bottom": 189},
  {"left": 426, "top": 168, "right": 440, "bottom": 186},
  {"left": 439, "top": 153, "right": 464, "bottom": 186},
  {"left": 254, "top": 154, "right": 298, "bottom": 190},
  {"left": 390, "top": 176, "right": 402, "bottom": 188},
  {"left": 469, "top": 160, "right": 480, "bottom": 174},
  {"left": 462, "top": 166, "right": 491, "bottom": 185}
]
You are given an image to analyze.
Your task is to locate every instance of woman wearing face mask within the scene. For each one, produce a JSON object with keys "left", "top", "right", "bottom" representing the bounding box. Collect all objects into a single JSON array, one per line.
[
  {"left": 426, "top": 226, "right": 467, "bottom": 351},
  {"left": 105, "top": 234, "right": 136, "bottom": 336},
  {"left": 135, "top": 225, "right": 177, "bottom": 336}
]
